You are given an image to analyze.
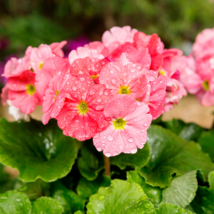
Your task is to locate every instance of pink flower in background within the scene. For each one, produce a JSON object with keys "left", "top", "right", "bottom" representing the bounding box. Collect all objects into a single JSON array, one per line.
[
  {"left": 93, "top": 95, "right": 152, "bottom": 157},
  {"left": 56, "top": 75, "right": 111, "bottom": 141},
  {"left": 50, "top": 41, "right": 67, "bottom": 57},
  {"left": 192, "top": 28, "right": 214, "bottom": 58},
  {"left": 6, "top": 70, "right": 42, "bottom": 114},
  {"left": 102, "top": 26, "right": 137, "bottom": 53},
  {"left": 159, "top": 49, "right": 187, "bottom": 110}
]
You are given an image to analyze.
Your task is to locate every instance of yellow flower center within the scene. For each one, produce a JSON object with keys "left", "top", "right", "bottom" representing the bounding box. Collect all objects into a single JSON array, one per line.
[
  {"left": 91, "top": 74, "right": 99, "bottom": 80},
  {"left": 39, "top": 62, "right": 44, "bottom": 69},
  {"left": 159, "top": 69, "right": 167, "bottom": 76},
  {"left": 26, "top": 84, "right": 36, "bottom": 96},
  {"left": 112, "top": 118, "right": 127, "bottom": 130},
  {"left": 118, "top": 85, "right": 131, "bottom": 95},
  {"left": 54, "top": 90, "right": 59, "bottom": 100},
  {"left": 202, "top": 80, "right": 209, "bottom": 91},
  {"left": 77, "top": 100, "right": 89, "bottom": 115}
]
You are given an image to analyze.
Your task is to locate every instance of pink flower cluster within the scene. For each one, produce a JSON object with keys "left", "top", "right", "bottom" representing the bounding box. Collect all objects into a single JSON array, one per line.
[
  {"left": 1, "top": 26, "right": 189, "bottom": 156},
  {"left": 181, "top": 28, "right": 214, "bottom": 106}
]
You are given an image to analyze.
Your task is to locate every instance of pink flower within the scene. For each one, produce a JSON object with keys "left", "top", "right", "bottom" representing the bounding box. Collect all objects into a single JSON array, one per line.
[
  {"left": 192, "top": 28, "right": 214, "bottom": 58},
  {"left": 99, "top": 61, "right": 149, "bottom": 101},
  {"left": 35, "top": 56, "right": 70, "bottom": 97},
  {"left": 134, "top": 32, "right": 164, "bottom": 70},
  {"left": 50, "top": 41, "right": 67, "bottom": 57},
  {"left": 3, "top": 46, "right": 32, "bottom": 78},
  {"left": 30, "top": 44, "right": 53, "bottom": 72},
  {"left": 6, "top": 70, "right": 42, "bottom": 114},
  {"left": 102, "top": 26, "right": 137, "bottom": 53},
  {"left": 56, "top": 75, "right": 112, "bottom": 141},
  {"left": 42, "top": 72, "right": 71, "bottom": 124},
  {"left": 159, "top": 49, "right": 187, "bottom": 110},
  {"left": 69, "top": 47, "right": 110, "bottom": 82},
  {"left": 181, "top": 55, "right": 214, "bottom": 106},
  {"left": 93, "top": 95, "right": 152, "bottom": 157}
]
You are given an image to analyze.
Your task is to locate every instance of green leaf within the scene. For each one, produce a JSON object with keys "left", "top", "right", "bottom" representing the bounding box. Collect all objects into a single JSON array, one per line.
[
  {"left": 87, "top": 179, "right": 156, "bottom": 214},
  {"left": 52, "top": 181, "right": 85, "bottom": 214},
  {"left": 191, "top": 171, "right": 214, "bottom": 213},
  {"left": 76, "top": 173, "right": 110, "bottom": 200},
  {"left": 157, "top": 203, "right": 194, "bottom": 214},
  {"left": 0, "top": 190, "right": 31, "bottom": 214},
  {"left": 32, "top": 197, "right": 64, "bottom": 214},
  {"left": 78, "top": 142, "right": 104, "bottom": 180},
  {"left": 127, "top": 169, "right": 162, "bottom": 208},
  {"left": 139, "top": 125, "right": 214, "bottom": 188},
  {"left": 162, "top": 119, "right": 203, "bottom": 141},
  {"left": 198, "top": 130, "right": 214, "bottom": 161},
  {"left": 111, "top": 143, "right": 150, "bottom": 170},
  {"left": 0, "top": 118, "right": 78, "bottom": 182},
  {"left": 17, "top": 179, "right": 50, "bottom": 200},
  {"left": 162, "top": 170, "right": 198, "bottom": 207},
  {"left": 74, "top": 211, "right": 84, "bottom": 214}
]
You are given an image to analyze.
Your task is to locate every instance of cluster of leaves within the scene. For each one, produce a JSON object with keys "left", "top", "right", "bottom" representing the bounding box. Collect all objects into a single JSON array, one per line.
[{"left": 0, "top": 117, "right": 214, "bottom": 213}]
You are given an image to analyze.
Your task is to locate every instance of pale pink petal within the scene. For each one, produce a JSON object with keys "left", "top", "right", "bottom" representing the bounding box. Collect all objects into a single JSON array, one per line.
[
  {"left": 50, "top": 41, "right": 67, "bottom": 57},
  {"left": 1, "top": 85, "right": 9, "bottom": 105},
  {"left": 30, "top": 44, "right": 53, "bottom": 72}
]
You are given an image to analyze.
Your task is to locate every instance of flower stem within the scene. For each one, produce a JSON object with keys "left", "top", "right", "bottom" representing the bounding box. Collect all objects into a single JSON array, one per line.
[{"left": 104, "top": 155, "right": 110, "bottom": 177}]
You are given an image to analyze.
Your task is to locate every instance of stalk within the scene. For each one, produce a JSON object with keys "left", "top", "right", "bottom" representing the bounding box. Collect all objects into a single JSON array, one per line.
[{"left": 104, "top": 155, "right": 111, "bottom": 177}]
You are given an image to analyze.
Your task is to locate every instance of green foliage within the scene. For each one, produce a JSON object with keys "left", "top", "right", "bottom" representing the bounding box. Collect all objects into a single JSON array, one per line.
[
  {"left": 0, "top": 118, "right": 78, "bottom": 182},
  {"left": 52, "top": 181, "right": 85, "bottom": 214},
  {"left": 77, "top": 142, "right": 104, "bottom": 180},
  {"left": 31, "top": 197, "right": 64, "bottom": 214},
  {"left": 127, "top": 169, "right": 162, "bottom": 208},
  {"left": 76, "top": 173, "right": 111, "bottom": 200},
  {"left": 162, "top": 171, "right": 198, "bottom": 208},
  {"left": 191, "top": 171, "right": 214, "bottom": 213},
  {"left": 157, "top": 203, "right": 194, "bottom": 214},
  {"left": 0, "top": 117, "right": 213, "bottom": 213},
  {"left": 87, "top": 179, "right": 156, "bottom": 214},
  {"left": 111, "top": 143, "right": 150, "bottom": 170},
  {"left": 139, "top": 125, "right": 214, "bottom": 188},
  {"left": 0, "top": 191, "right": 31, "bottom": 214},
  {"left": 198, "top": 130, "right": 214, "bottom": 162}
]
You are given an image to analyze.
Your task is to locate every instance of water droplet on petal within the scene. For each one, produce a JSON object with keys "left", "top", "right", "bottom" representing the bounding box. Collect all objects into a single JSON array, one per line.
[
  {"left": 107, "top": 136, "right": 113, "bottom": 141},
  {"left": 72, "top": 86, "right": 77, "bottom": 91},
  {"left": 128, "top": 138, "right": 134, "bottom": 143},
  {"left": 131, "top": 148, "right": 137, "bottom": 154}
]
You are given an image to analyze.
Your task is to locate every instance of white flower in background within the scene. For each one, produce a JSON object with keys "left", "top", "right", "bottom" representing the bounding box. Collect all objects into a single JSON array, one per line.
[{"left": 7, "top": 100, "right": 30, "bottom": 121}]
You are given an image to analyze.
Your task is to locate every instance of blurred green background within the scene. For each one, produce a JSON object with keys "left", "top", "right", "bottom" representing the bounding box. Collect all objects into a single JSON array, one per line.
[{"left": 0, "top": 0, "right": 214, "bottom": 60}]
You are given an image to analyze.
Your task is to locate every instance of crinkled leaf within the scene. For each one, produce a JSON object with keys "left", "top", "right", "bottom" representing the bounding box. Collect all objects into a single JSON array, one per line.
[
  {"left": 139, "top": 125, "right": 214, "bottom": 188},
  {"left": 78, "top": 142, "right": 104, "bottom": 180},
  {"left": 198, "top": 130, "right": 214, "bottom": 162},
  {"left": 162, "top": 119, "right": 203, "bottom": 141},
  {"left": 111, "top": 143, "right": 150, "bottom": 170},
  {"left": 87, "top": 179, "right": 156, "bottom": 214},
  {"left": 162, "top": 170, "right": 198, "bottom": 207},
  {"left": 17, "top": 179, "right": 50, "bottom": 200},
  {"left": 0, "top": 190, "right": 31, "bottom": 214},
  {"left": 76, "top": 173, "right": 110, "bottom": 200},
  {"left": 52, "top": 181, "right": 85, "bottom": 214},
  {"left": 32, "top": 197, "right": 64, "bottom": 214},
  {"left": 191, "top": 171, "right": 214, "bottom": 213},
  {"left": 127, "top": 169, "right": 161, "bottom": 208},
  {"left": 157, "top": 203, "right": 194, "bottom": 214},
  {"left": 0, "top": 118, "right": 78, "bottom": 182}
]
